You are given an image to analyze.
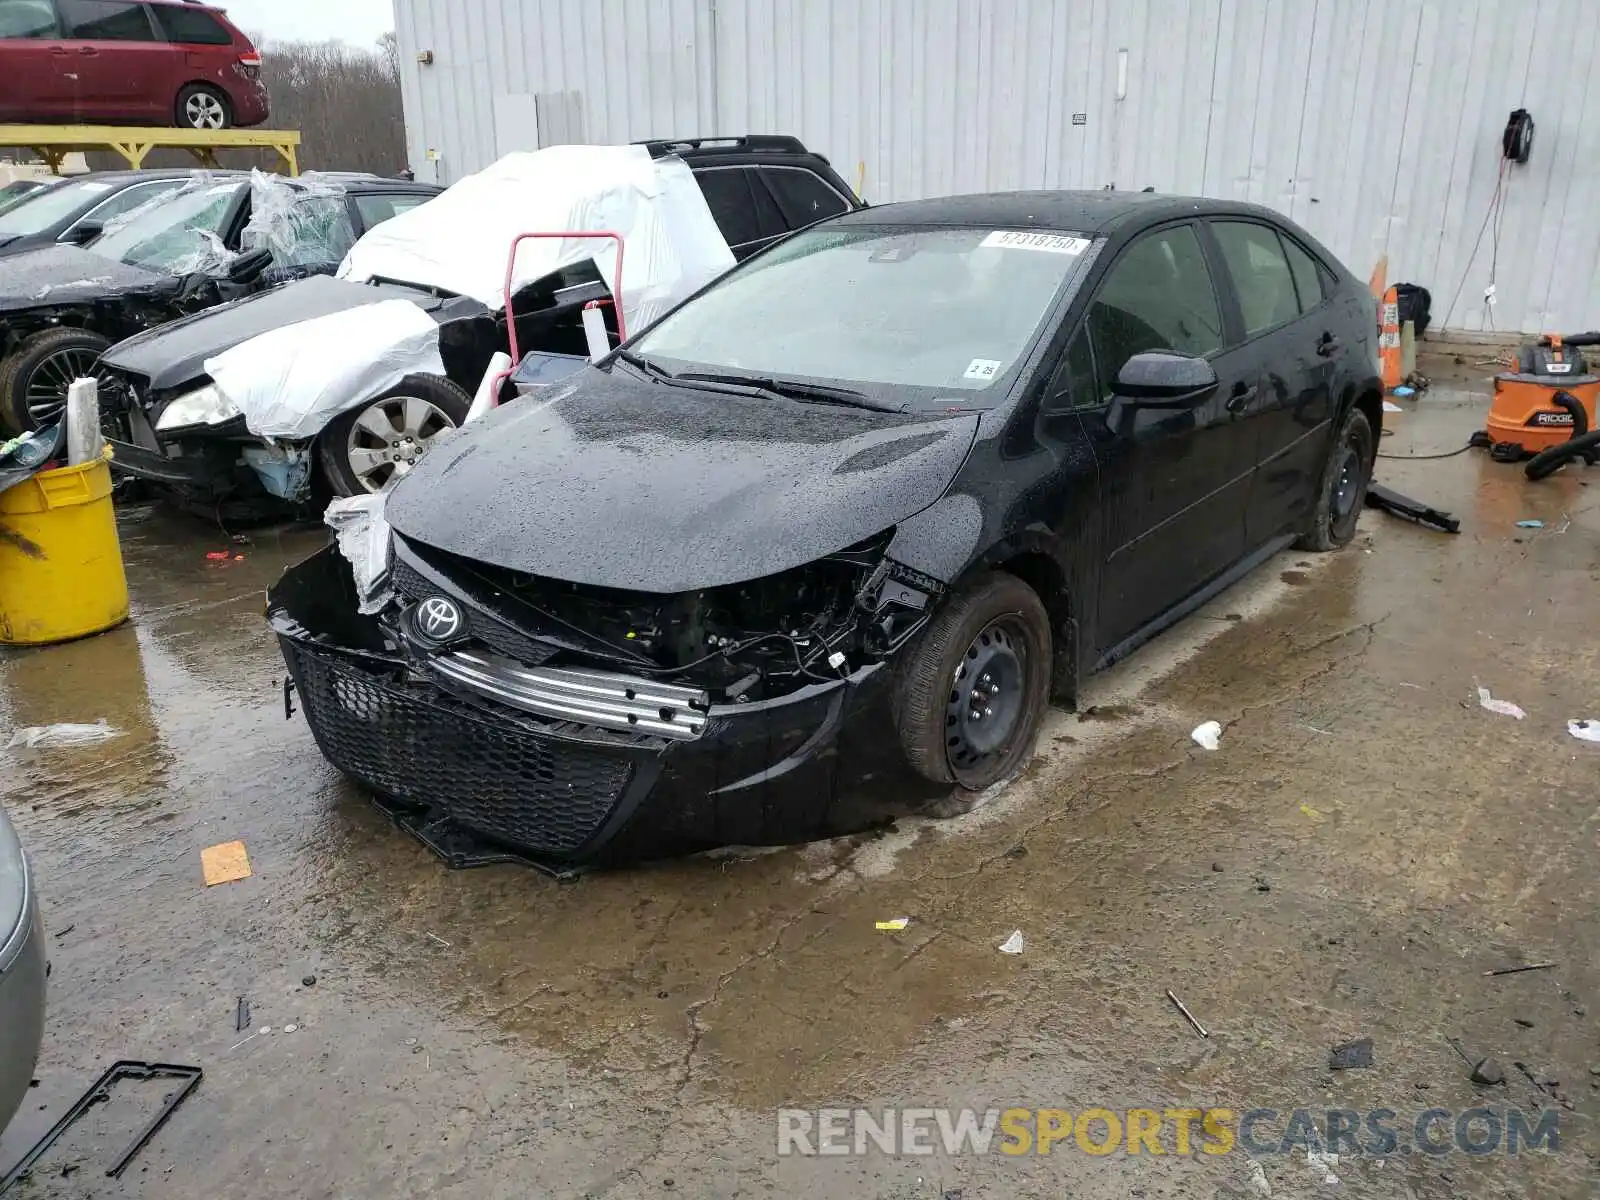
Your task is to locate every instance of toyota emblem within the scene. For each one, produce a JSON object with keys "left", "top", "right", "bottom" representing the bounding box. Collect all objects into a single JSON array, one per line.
[{"left": 415, "top": 596, "right": 464, "bottom": 643}]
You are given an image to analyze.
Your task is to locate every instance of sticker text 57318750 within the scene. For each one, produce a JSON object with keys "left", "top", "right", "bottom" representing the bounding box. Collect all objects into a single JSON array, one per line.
[{"left": 980, "top": 230, "right": 1091, "bottom": 255}]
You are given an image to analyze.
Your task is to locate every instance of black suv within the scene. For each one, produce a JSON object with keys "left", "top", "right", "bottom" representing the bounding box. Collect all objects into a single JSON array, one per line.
[{"left": 638, "top": 135, "right": 863, "bottom": 259}]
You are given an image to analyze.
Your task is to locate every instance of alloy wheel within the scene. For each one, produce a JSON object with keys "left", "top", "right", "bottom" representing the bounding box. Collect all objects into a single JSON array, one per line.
[
  {"left": 944, "top": 617, "right": 1028, "bottom": 777},
  {"left": 25, "top": 347, "right": 103, "bottom": 425},
  {"left": 344, "top": 395, "right": 458, "bottom": 492},
  {"left": 185, "top": 93, "right": 227, "bottom": 130}
]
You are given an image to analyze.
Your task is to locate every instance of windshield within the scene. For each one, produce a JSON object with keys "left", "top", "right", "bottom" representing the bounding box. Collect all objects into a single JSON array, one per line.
[
  {"left": 87, "top": 182, "right": 243, "bottom": 274},
  {"left": 0, "top": 177, "right": 114, "bottom": 236},
  {"left": 629, "top": 223, "right": 1091, "bottom": 407}
]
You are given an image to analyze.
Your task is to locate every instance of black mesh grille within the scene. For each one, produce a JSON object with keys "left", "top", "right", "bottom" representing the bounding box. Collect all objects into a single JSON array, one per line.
[
  {"left": 283, "top": 640, "right": 634, "bottom": 855},
  {"left": 390, "top": 554, "right": 558, "bottom": 666}
]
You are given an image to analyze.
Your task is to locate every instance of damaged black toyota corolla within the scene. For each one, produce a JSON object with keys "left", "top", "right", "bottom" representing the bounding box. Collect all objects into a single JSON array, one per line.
[{"left": 269, "top": 191, "right": 1382, "bottom": 867}]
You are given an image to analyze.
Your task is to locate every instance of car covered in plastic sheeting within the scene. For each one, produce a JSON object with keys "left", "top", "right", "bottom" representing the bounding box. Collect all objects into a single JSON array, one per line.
[
  {"left": 0, "top": 170, "right": 441, "bottom": 433},
  {"left": 267, "top": 190, "right": 1384, "bottom": 869},
  {"left": 98, "top": 144, "right": 737, "bottom": 510}
]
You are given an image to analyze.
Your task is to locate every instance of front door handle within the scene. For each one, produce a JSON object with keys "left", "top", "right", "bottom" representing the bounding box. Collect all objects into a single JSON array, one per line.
[
  {"left": 1316, "top": 332, "right": 1342, "bottom": 357},
  {"left": 78, "top": 46, "right": 99, "bottom": 55},
  {"left": 1226, "top": 383, "right": 1257, "bottom": 413}
]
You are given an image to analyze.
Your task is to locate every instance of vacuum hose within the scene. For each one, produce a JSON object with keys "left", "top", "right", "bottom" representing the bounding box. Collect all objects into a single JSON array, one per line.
[{"left": 1525, "top": 391, "right": 1599, "bottom": 479}]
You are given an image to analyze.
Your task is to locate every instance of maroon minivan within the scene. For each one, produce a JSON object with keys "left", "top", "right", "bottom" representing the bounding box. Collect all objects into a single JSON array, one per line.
[{"left": 0, "top": 0, "right": 269, "bottom": 129}]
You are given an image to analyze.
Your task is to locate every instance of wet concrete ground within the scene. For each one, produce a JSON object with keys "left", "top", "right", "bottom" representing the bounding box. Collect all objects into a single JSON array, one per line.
[{"left": 2, "top": 372, "right": 1597, "bottom": 1198}]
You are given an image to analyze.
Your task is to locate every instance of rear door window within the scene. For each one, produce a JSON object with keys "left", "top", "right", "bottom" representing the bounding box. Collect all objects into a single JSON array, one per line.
[
  {"left": 692, "top": 167, "right": 762, "bottom": 250},
  {"left": 152, "top": 4, "right": 230, "bottom": 43},
  {"left": 1281, "top": 235, "right": 1325, "bottom": 312},
  {"left": 58, "top": 0, "right": 154, "bottom": 39},
  {"left": 1211, "top": 221, "right": 1300, "bottom": 337},
  {"left": 0, "top": 0, "right": 59, "bottom": 37},
  {"left": 758, "top": 167, "right": 852, "bottom": 229},
  {"left": 1086, "top": 223, "right": 1224, "bottom": 399}
]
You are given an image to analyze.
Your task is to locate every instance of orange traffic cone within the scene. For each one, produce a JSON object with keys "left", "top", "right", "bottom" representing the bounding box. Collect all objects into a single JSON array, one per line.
[{"left": 1378, "top": 285, "right": 1402, "bottom": 392}]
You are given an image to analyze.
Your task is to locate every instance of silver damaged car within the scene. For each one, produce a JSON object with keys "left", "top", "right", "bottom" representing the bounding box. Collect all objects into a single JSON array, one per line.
[{"left": 0, "top": 803, "right": 45, "bottom": 1133}]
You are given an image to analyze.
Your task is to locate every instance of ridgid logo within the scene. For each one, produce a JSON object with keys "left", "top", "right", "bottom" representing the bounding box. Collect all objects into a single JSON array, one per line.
[{"left": 775, "top": 1107, "right": 1560, "bottom": 1158}]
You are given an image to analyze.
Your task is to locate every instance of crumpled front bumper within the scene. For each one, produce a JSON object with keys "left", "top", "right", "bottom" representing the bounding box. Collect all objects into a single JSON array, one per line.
[{"left": 270, "top": 546, "right": 936, "bottom": 866}]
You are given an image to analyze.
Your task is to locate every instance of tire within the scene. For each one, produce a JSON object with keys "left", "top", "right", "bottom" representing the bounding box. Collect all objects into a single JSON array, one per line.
[
  {"left": 0, "top": 327, "right": 112, "bottom": 433},
  {"left": 1295, "top": 406, "right": 1375, "bottom": 552},
  {"left": 893, "top": 571, "right": 1053, "bottom": 792},
  {"left": 176, "top": 84, "right": 232, "bottom": 131},
  {"left": 317, "top": 374, "right": 472, "bottom": 497}
]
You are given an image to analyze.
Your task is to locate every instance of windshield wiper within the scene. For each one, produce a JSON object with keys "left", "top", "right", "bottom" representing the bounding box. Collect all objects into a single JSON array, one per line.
[
  {"left": 674, "top": 372, "right": 903, "bottom": 412},
  {"left": 612, "top": 348, "right": 677, "bottom": 383}
]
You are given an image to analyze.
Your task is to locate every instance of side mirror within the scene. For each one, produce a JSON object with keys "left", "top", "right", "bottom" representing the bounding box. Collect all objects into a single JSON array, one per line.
[
  {"left": 62, "top": 221, "right": 102, "bottom": 246},
  {"left": 1113, "top": 350, "right": 1218, "bottom": 404},
  {"left": 227, "top": 247, "right": 273, "bottom": 283}
]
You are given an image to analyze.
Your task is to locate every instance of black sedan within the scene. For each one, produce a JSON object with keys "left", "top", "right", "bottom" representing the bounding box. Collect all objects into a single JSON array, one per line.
[
  {"left": 0, "top": 170, "right": 200, "bottom": 258},
  {"left": 268, "top": 190, "right": 1381, "bottom": 867}
]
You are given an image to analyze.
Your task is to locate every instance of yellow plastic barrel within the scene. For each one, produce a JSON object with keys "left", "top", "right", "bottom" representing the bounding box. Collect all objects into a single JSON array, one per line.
[{"left": 0, "top": 457, "right": 128, "bottom": 645}]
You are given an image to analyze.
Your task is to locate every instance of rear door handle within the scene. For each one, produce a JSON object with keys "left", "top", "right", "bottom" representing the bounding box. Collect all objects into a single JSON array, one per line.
[
  {"left": 79, "top": 46, "right": 99, "bottom": 55},
  {"left": 1226, "top": 383, "right": 1257, "bottom": 413},
  {"left": 1316, "top": 333, "right": 1342, "bottom": 357}
]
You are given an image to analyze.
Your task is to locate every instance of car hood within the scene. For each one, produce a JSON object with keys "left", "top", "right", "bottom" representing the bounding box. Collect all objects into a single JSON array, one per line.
[
  {"left": 0, "top": 244, "right": 170, "bottom": 313},
  {"left": 388, "top": 370, "right": 980, "bottom": 592},
  {"left": 100, "top": 274, "right": 450, "bottom": 392}
]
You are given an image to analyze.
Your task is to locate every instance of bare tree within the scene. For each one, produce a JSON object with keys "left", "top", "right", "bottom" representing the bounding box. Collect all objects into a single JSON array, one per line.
[
  {"left": 377, "top": 31, "right": 400, "bottom": 80},
  {"left": 260, "top": 38, "right": 407, "bottom": 176}
]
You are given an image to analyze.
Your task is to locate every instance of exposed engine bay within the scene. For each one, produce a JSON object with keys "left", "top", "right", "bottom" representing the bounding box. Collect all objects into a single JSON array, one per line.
[{"left": 392, "top": 532, "right": 941, "bottom": 705}]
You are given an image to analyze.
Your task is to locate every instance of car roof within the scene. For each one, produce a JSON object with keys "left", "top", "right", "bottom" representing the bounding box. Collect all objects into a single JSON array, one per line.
[
  {"left": 46, "top": 169, "right": 244, "bottom": 186},
  {"left": 833, "top": 190, "right": 1293, "bottom": 235}
]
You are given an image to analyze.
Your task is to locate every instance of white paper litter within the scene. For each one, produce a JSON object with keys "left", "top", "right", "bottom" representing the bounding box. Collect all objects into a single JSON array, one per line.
[
  {"left": 1382, "top": 400, "right": 1403, "bottom": 413},
  {"left": 1246, "top": 1158, "right": 1273, "bottom": 1197},
  {"left": 325, "top": 492, "right": 394, "bottom": 614},
  {"left": 1476, "top": 686, "right": 1526, "bottom": 720},
  {"left": 997, "top": 930, "right": 1025, "bottom": 955},
  {"left": 206, "top": 299, "right": 445, "bottom": 441},
  {"left": 7, "top": 720, "right": 120, "bottom": 749},
  {"left": 1191, "top": 720, "right": 1222, "bottom": 750},
  {"left": 1304, "top": 1150, "right": 1340, "bottom": 1184},
  {"left": 1568, "top": 719, "right": 1600, "bottom": 743},
  {"left": 337, "top": 145, "right": 734, "bottom": 331}
]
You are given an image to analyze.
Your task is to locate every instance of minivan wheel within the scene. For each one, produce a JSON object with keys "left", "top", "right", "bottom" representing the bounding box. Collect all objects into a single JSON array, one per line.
[
  {"left": 177, "top": 85, "right": 232, "bottom": 130},
  {"left": 0, "top": 327, "right": 112, "bottom": 433},
  {"left": 318, "top": 374, "right": 471, "bottom": 496},
  {"left": 1296, "top": 406, "right": 1375, "bottom": 551},
  {"left": 894, "top": 571, "right": 1052, "bottom": 792}
]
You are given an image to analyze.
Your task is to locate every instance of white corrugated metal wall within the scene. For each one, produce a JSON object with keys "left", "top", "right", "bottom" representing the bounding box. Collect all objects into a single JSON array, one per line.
[{"left": 394, "top": 0, "right": 1600, "bottom": 334}]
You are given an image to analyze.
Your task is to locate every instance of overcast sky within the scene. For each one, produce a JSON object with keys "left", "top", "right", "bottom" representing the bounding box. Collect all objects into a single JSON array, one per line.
[{"left": 220, "top": 0, "right": 394, "bottom": 48}]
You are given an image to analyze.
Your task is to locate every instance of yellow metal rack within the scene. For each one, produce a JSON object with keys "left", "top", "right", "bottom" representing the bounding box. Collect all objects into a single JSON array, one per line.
[{"left": 0, "top": 125, "right": 301, "bottom": 175}]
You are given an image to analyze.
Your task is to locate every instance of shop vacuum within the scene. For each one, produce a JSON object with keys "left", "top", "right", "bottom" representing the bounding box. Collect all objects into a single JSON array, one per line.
[{"left": 1472, "top": 332, "right": 1600, "bottom": 479}]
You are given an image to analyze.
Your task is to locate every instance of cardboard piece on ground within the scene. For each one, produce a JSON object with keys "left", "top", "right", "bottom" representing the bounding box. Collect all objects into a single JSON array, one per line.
[{"left": 202, "top": 840, "right": 252, "bottom": 886}]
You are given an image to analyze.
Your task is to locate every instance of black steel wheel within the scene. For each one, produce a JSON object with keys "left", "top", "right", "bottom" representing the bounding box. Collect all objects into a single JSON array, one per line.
[
  {"left": 0, "top": 327, "right": 113, "bottom": 433},
  {"left": 1297, "top": 405, "right": 1375, "bottom": 551},
  {"left": 894, "top": 571, "right": 1052, "bottom": 791}
]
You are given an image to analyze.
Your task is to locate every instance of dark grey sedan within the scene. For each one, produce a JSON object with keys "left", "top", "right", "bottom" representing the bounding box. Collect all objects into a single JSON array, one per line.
[{"left": 0, "top": 803, "right": 44, "bottom": 1134}]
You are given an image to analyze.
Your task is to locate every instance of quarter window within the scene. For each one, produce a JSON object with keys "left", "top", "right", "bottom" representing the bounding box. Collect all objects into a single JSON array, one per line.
[
  {"left": 1281, "top": 235, "right": 1325, "bottom": 312},
  {"left": 759, "top": 167, "right": 851, "bottom": 229},
  {"left": 1212, "top": 221, "right": 1299, "bottom": 337},
  {"left": 1086, "top": 224, "right": 1223, "bottom": 399},
  {"left": 153, "top": 4, "right": 230, "bottom": 43},
  {"left": 58, "top": 0, "right": 154, "bottom": 40},
  {"left": 1045, "top": 326, "right": 1098, "bottom": 412},
  {"left": 0, "top": 0, "right": 57, "bottom": 37}
]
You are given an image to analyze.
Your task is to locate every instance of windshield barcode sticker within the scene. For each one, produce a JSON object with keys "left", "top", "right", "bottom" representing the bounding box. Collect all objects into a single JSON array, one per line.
[
  {"left": 964, "top": 358, "right": 1002, "bottom": 381},
  {"left": 980, "top": 230, "right": 1090, "bottom": 255}
]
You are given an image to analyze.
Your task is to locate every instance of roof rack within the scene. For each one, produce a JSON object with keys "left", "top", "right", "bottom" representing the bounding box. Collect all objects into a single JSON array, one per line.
[{"left": 637, "top": 135, "right": 809, "bottom": 157}]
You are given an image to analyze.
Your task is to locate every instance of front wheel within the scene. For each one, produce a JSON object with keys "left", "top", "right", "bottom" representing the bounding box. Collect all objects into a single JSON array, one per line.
[
  {"left": 0, "top": 327, "right": 112, "bottom": 433},
  {"left": 1296, "top": 406, "right": 1375, "bottom": 551},
  {"left": 893, "top": 571, "right": 1053, "bottom": 793},
  {"left": 317, "top": 374, "right": 471, "bottom": 496}
]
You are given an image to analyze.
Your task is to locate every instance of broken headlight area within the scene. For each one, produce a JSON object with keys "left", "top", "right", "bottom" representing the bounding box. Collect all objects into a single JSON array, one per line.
[
  {"left": 388, "top": 531, "right": 940, "bottom": 705},
  {"left": 270, "top": 543, "right": 948, "bottom": 866}
]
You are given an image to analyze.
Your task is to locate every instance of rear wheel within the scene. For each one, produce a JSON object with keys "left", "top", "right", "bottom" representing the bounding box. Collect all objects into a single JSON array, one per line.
[
  {"left": 0, "top": 327, "right": 112, "bottom": 433},
  {"left": 176, "top": 84, "right": 231, "bottom": 130},
  {"left": 893, "top": 572, "right": 1053, "bottom": 793},
  {"left": 317, "top": 374, "right": 471, "bottom": 496},
  {"left": 1296, "top": 406, "right": 1375, "bottom": 551}
]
